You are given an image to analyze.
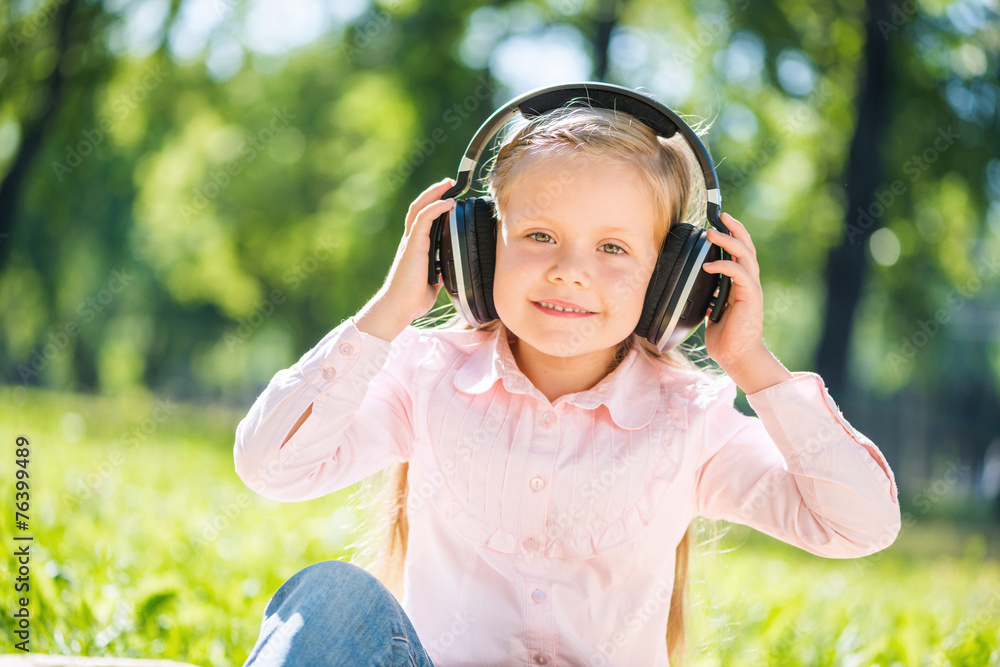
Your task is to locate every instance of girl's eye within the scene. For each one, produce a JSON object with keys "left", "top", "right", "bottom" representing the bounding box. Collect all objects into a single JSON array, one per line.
[
  {"left": 527, "top": 232, "right": 553, "bottom": 243},
  {"left": 528, "top": 233, "right": 626, "bottom": 256},
  {"left": 600, "top": 243, "right": 626, "bottom": 255}
]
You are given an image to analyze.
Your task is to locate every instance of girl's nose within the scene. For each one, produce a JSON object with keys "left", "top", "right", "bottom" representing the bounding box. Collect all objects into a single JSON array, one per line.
[{"left": 546, "top": 246, "right": 591, "bottom": 287}]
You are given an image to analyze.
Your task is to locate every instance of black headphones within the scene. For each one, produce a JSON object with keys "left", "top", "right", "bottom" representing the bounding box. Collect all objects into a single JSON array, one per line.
[{"left": 427, "top": 82, "right": 733, "bottom": 352}]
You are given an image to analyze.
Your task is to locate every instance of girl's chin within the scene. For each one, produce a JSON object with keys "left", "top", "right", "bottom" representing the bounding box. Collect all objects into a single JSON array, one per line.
[{"left": 510, "top": 332, "right": 617, "bottom": 361}]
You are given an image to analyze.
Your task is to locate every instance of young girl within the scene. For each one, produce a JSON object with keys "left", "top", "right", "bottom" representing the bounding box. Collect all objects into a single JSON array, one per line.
[{"left": 234, "top": 102, "right": 900, "bottom": 666}]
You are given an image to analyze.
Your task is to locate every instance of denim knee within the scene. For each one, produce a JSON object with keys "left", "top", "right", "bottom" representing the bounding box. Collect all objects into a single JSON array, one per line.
[
  {"left": 264, "top": 559, "right": 385, "bottom": 616},
  {"left": 245, "top": 559, "right": 434, "bottom": 667}
]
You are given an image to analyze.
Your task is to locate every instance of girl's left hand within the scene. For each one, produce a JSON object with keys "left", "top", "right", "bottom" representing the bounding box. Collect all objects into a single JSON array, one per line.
[{"left": 701, "top": 212, "right": 766, "bottom": 372}]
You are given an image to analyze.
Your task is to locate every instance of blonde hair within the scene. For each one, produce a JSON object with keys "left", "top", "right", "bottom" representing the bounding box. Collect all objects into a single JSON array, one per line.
[{"left": 349, "top": 99, "right": 726, "bottom": 666}]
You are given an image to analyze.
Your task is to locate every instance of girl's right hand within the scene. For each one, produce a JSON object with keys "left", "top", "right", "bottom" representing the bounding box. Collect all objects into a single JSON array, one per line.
[{"left": 381, "top": 177, "right": 457, "bottom": 325}]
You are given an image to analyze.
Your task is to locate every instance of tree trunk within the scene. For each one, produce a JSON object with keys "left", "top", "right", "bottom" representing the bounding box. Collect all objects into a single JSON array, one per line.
[
  {"left": 592, "top": 0, "right": 622, "bottom": 81},
  {"left": 0, "top": 0, "right": 79, "bottom": 274},
  {"left": 815, "top": 0, "right": 892, "bottom": 399}
]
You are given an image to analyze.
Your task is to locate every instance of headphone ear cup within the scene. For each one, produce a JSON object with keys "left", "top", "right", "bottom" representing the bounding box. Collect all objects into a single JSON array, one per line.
[
  {"left": 674, "top": 235, "right": 721, "bottom": 335},
  {"left": 474, "top": 197, "right": 499, "bottom": 321},
  {"left": 636, "top": 224, "right": 696, "bottom": 340},
  {"left": 463, "top": 197, "right": 498, "bottom": 323},
  {"left": 637, "top": 223, "right": 708, "bottom": 350}
]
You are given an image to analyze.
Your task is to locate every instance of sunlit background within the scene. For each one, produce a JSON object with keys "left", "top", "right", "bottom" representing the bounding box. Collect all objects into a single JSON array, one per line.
[{"left": 2, "top": 0, "right": 999, "bottom": 663}]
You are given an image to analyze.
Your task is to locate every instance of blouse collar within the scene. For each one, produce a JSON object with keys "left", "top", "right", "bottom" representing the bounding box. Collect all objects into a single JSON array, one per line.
[{"left": 453, "top": 323, "right": 660, "bottom": 430}]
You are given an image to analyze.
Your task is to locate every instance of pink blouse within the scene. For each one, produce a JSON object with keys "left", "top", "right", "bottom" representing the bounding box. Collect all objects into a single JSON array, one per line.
[{"left": 234, "top": 317, "right": 900, "bottom": 666}]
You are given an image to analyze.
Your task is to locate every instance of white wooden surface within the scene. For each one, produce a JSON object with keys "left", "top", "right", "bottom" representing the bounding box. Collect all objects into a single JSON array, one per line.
[{"left": 0, "top": 656, "right": 200, "bottom": 667}]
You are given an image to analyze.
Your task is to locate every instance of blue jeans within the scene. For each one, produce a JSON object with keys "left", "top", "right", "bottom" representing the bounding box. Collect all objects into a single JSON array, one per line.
[{"left": 243, "top": 560, "right": 437, "bottom": 667}]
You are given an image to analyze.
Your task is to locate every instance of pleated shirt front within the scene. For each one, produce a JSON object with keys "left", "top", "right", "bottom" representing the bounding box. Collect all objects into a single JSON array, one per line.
[{"left": 234, "top": 317, "right": 900, "bottom": 666}]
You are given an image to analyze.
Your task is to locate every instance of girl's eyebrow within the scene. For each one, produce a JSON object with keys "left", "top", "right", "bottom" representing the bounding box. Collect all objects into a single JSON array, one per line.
[{"left": 513, "top": 214, "right": 637, "bottom": 238}]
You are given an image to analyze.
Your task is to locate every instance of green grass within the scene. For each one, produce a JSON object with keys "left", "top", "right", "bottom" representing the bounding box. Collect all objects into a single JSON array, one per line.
[
  {"left": 2, "top": 385, "right": 999, "bottom": 666},
  {"left": 686, "top": 523, "right": 1000, "bottom": 666}
]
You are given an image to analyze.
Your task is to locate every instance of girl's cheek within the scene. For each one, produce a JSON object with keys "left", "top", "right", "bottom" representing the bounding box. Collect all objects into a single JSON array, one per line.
[
  {"left": 608, "top": 265, "right": 650, "bottom": 305},
  {"left": 507, "top": 251, "right": 542, "bottom": 272}
]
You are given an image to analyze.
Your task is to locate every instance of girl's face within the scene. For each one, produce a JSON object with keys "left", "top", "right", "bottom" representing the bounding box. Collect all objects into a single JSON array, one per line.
[{"left": 493, "top": 153, "right": 663, "bottom": 381}]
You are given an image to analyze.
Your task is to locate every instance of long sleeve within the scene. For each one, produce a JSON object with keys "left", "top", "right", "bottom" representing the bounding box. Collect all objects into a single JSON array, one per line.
[
  {"left": 694, "top": 371, "right": 901, "bottom": 558},
  {"left": 233, "top": 316, "right": 419, "bottom": 502}
]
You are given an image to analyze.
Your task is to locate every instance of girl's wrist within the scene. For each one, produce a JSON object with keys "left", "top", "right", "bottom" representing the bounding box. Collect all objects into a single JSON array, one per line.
[
  {"left": 720, "top": 344, "right": 793, "bottom": 395},
  {"left": 355, "top": 291, "right": 413, "bottom": 343}
]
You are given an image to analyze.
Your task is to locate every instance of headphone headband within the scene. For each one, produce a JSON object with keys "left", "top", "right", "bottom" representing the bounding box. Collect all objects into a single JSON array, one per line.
[{"left": 439, "top": 82, "right": 723, "bottom": 215}]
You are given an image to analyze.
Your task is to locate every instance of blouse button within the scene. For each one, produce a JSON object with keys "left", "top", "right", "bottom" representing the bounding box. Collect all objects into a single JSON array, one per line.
[
  {"left": 322, "top": 367, "right": 337, "bottom": 381},
  {"left": 541, "top": 411, "right": 555, "bottom": 426},
  {"left": 529, "top": 476, "right": 545, "bottom": 492},
  {"left": 532, "top": 653, "right": 551, "bottom": 665},
  {"left": 339, "top": 342, "right": 354, "bottom": 356},
  {"left": 522, "top": 538, "right": 538, "bottom": 552},
  {"left": 531, "top": 589, "right": 547, "bottom": 604}
]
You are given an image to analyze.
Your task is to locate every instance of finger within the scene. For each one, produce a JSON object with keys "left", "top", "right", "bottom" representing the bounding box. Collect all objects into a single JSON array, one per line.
[
  {"left": 707, "top": 229, "right": 758, "bottom": 272},
  {"left": 720, "top": 212, "right": 756, "bottom": 256},
  {"left": 706, "top": 228, "right": 749, "bottom": 257},
  {"left": 406, "top": 178, "right": 455, "bottom": 231},
  {"left": 409, "top": 198, "right": 455, "bottom": 240},
  {"left": 702, "top": 260, "right": 762, "bottom": 299},
  {"left": 706, "top": 228, "right": 759, "bottom": 280},
  {"left": 406, "top": 178, "right": 456, "bottom": 231}
]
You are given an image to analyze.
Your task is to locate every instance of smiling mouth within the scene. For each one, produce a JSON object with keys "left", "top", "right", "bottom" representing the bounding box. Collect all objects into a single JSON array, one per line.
[{"left": 534, "top": 301, "right": 594, "bottom": 314}]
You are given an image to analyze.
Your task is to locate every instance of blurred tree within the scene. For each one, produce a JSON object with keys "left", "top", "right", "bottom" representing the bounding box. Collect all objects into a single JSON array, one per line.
[
  {"left": 815, "top": 0, "right": 893, "bottom": 399},
  {"left": 0, "top": 0, "right": 997, "bottom": 498},
  {"left": 0, "top": 0, "right": 78, "bottom": 275},
  {"left": 0, "top": 0, "right": 500, "bottom": 402},
  {"left": 592, "top": 0, "right": 624, "bottom": 80}
]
